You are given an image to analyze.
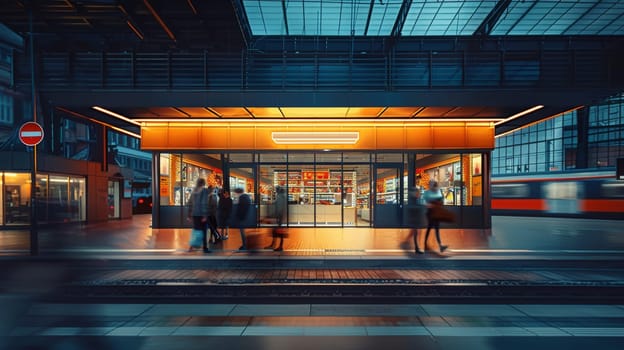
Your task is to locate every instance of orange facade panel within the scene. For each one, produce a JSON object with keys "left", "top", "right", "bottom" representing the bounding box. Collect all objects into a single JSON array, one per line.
[
  {"left": 140, "top": 121, "right": 494, "bottom": 151},
  {"left": 467, "top": 125, "right": 495, "bottom": 148},
  {"left": 168, "top": 126, "right": 200, "bottom": 148},
  {"left": 405, "top": 127, "right": 433, "bottom": 148},
  {"left": 375, "top": 127, "right": 405, "bottom": 149},
  {"left": 433, "top": 125, "right": 466, "bottom": 148}
]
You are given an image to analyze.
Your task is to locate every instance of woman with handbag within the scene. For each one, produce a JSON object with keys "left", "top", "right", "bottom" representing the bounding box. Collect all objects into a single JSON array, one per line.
[{"left": 422, "top": 181, "right": 449, "bottom": 253}]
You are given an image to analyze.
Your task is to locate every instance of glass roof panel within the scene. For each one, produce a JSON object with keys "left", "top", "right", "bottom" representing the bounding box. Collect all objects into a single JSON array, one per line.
[
  {"left": 402, "top": 0, "right": 495, "bottom": 36},
  {"left": 244, "top": 0, "right": 286, "bottom": 35},
  {"left": 492, "top": 0, "right": 624, "bottom": 36},
  {"left": 367, "top": 0, "right": 403, "bottom": 36},
  {"left": 243, "top": 0, "right": 624, "bottom": 37}
]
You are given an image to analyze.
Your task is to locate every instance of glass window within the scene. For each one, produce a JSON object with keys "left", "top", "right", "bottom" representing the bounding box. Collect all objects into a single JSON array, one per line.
[
  {"left": 316, "top": 152, "right": 342, "bottom": 163},
  {"left": 3, "top": 172, "right": 31, "bottom": 225},
  {"left": 48, "top": 175, "right": 70, "bottom": 222},
  {"left": 376, "top": 153, "right": 403, "bottom": 163},
  {"left": 158, "top": 153, "right": 177, "bottom": 206},
  {"left": 259, "top": 152, "right": 287, "bottom": 163},
  {"left": 466, "top": 154, "right": 483, "bottom": 206},
  {"left": 288, "top": 153, "right": 314, "bottom": 163},
  {"left": 343, "top": 152, "right": 370, "bottom": 163},
  {"left": 228, "top": 153, "right": 254, "bottom": 163}
]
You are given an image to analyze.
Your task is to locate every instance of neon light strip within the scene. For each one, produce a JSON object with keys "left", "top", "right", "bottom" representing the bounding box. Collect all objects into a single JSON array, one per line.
[
  {"left": 137, "top": 118, "right": 503, "bottom": 124},
  {"left": 272, "top": 131, "right": 359, "bottom": 144},
  {"left": 493, "top": 105, "right": 544, "bottom": 126},
  {"left": 92, "top": 106, "right": 142, "bottom": 126},
  {"left": 495, "top": 106, "right": 583, "bottom": 138}
]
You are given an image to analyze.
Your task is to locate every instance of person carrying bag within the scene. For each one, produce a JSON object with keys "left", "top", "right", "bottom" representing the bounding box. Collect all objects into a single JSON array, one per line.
[
  {"left": 187, "top": 178, "right": 210, "bottom": 253},
  {"left": 423, "top": 181, "right": 450, "bottom": 253}
]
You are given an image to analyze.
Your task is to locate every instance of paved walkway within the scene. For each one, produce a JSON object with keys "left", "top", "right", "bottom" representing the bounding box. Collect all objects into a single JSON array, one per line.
[
  {"left": 2, "top": 216, "right": 624, "bottom": 350},
  {"left": 2, "top": 300, "right": 624, "bottom": 350},
  {"left": 2, "top": 215, "right": 624, "bottom": 255}
]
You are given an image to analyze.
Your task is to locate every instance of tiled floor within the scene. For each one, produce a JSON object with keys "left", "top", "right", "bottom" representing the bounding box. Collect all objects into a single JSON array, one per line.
[
  {"left": 3, "top": 301, "right": 624, "bottom": 350},
  {"left": 2, "top": 215, "right": 624, "bottom": 254},
  {"left": 6, "top": 302, "right": 624, "bottom": 337},
  {"left": 2, "top": 216, "right": 624, "bottom": 349}
]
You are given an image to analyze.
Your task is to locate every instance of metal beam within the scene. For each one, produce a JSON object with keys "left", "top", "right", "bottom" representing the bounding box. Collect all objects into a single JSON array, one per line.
[
  {"left": 281, "top": 0, "right": 289, "bottom": 36},
  {"left": 231, "top": 0, "right": 251, "bottom": 49},
  {"left": 187, "top": 0, "right": 198, "bottom": 15},
  {"left": 390, "top": 0, "right": 412, "bottom": 37},
  {"left": 364, "top": 0, "right": 375, "bottom": 36},
  {"left": 142, "top": 0, "right": 176, "bottom": 43},
  {"left": 118, "top": 4, "right": 145, "bottom": 41},
  {"left": 0, "top": 22, "right": 24, "bottom": 48},
  {"left": 473, "top": 0, "right": 511, "bottom": 36},
  {"left": 42, "top": 88, "right": 622, "bottom": 110}
]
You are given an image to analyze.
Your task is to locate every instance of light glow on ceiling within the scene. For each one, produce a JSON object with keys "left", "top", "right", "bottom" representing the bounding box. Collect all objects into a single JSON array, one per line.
[
  {"left": 92, "top": 106, "right": 142, "bottom": 126},
  {"left": 272, "top": 131, "right": 360, "bottom": 144},
  {"left": 494, "top": 105, "right": 544, "bottom": 126}
]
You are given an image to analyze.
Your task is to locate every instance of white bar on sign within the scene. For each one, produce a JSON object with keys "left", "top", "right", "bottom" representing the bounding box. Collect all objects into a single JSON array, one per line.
[{"left": 21, "top": 131, "right": 42, "bottom": 137}]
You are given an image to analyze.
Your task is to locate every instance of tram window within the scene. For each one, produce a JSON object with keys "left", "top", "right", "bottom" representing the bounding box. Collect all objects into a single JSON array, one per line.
[
  {"left": 491, "top": 184, "right": 529, "bottom": 198},
  {"left": 543, "top": 182, "right": 580, "bottom": 199},
  {"left": 601, "top": 182, "right": 624, "bottom": 198}
]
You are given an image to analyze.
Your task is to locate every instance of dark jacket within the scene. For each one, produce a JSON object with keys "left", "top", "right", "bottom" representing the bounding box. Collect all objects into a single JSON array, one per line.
[
  {"left": 187, "top": 188, "right": 208, "bottom": 218},
  {"left": 236, "top": 193, "right": 251, "bottom": 221},
  {"left": 218, "top": 194, "right": 233, "bottom": 223}
]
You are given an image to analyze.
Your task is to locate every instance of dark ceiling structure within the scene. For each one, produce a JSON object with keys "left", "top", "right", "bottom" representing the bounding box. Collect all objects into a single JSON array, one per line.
[{"left": 1, "top": 0, "right": 623, "bottom": 137}]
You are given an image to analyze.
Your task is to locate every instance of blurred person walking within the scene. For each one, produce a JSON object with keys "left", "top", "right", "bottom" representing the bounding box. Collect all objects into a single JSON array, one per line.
[
  {"left": 217, "top": 188, "right": 233, "bottom": 240},
  {"left": 234, "top": 187, "right": 251, "bottom": 250},
  {"left": 265, "top": 186, "right": 287, "bottom": 251},
  {"left": 407, "top": 187, "right": 426, "bottom": 254},
  {"left": 423, "top": 181, "right": 449, "bottom": 253},
  {"left": 206, "top": 184, "right": 220, "bottom": 243},
  {"left": 187, "top": 178, "right": 210, "bottom": 253}
]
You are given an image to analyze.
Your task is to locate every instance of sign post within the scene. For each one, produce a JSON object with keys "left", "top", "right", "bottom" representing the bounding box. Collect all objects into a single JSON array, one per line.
[{"left": 19, "top": 121, "right": 43, "bottom": 255}]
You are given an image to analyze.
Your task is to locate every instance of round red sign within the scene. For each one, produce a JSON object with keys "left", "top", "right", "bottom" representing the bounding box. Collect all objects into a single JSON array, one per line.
[{"left": 18, "top": 121, "right": 44, "bottom": 146}]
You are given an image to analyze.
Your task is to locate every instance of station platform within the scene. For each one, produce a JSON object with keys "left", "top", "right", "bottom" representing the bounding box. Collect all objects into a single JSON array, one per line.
[
  {"left": 1, "top": 214, "right": 623, "bottom": 302},
  {"left": 1, "top": 215, "right": 624, "bottom": 349}
]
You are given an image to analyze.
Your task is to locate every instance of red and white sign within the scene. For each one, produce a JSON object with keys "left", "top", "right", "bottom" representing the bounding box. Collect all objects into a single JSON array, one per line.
[{"left": 18, "top": 121, "right": 44, "bottom": 146}]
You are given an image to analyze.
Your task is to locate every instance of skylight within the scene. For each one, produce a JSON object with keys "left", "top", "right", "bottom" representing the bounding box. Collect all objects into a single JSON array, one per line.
[{"left": 242, "top": 0, "right": 624, "bottom": 37}]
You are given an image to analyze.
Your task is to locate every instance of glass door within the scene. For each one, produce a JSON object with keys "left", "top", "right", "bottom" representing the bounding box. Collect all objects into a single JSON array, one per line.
[
  {"left": 374, "top": 164, "right": 403, "bottom": 227},
  {"left": 107, "top": 180, "right": 120, "bottom": 219},
  {"left": 315, "top": 165, "right": 342, "bottom": 226},
  {"left": 349, "top": 164, "right": 371, "bottom": 227}
]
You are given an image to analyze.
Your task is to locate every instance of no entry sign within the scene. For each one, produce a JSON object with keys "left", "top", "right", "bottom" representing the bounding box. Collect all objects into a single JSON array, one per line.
[{"left": 18, "top": 121, "right": 44, "bottom": 146}]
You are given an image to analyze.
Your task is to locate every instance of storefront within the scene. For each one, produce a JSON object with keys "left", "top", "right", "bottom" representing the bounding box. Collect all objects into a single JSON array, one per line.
[
  {"left": 0, "top": 151, "right": 134, "bottom": 228},
  {"left": 143, "top": 120, "right": 493, "bottom": 229},
  {"left": 1, "top": 172, "right": 86, "bottom": 226},
  {"left": 153, "top": 151, "right": 487, "bottom": 229}
]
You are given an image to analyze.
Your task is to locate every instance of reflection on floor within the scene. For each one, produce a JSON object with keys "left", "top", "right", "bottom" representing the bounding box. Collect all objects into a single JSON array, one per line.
[{"left": 7, "top": 302, "right": 624, "bottom": 337}]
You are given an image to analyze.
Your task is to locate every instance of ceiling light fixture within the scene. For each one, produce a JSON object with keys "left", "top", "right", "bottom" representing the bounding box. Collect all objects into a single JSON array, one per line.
[
  {"left": 272, "top": 132, "right": 360, "bottom": 144},
  {"left": 92, "top": 106, "right": 142, "bottom": 126},
  {"left": 494, "top": 105, "right": 544, "bottom": 126},
  {"left": 136, "top": 118, "right": 502, "bottom": 124}
]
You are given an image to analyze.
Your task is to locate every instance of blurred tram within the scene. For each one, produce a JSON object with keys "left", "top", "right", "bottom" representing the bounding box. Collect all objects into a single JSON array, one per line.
[{"left": 491, "top": 170, "right": 624, "bottom": 219}]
